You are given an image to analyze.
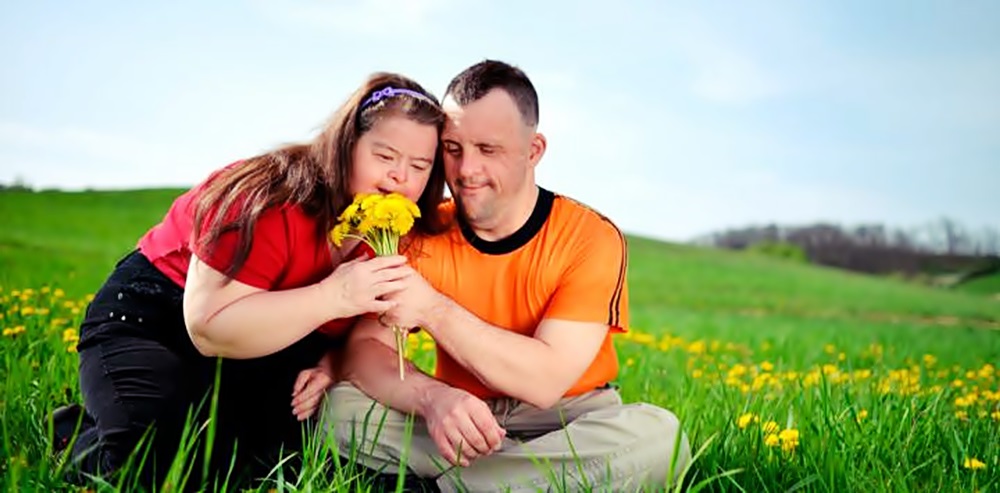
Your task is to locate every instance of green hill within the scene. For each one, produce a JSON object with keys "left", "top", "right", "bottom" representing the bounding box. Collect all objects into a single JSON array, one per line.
[
  {"left": 955, "top": 271, "right": 1000, "bottom": 298},
  {"left": 0, "top": 188, "right": 185, "bottom": 295}
]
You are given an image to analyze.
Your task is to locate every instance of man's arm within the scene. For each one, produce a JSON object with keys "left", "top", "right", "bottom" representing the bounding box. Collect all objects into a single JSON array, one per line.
[
  {"left": 341, "top": 317, "right": 449, "bottom": 415},
  {"left": 417, "top": 296, "right": 608, "bottom": 409},
  {"left": 341, "top": 318, "right": 506, "bottom": 466},
  {"left": 386, "top": 215, "right": 627, "bottom": 409}
]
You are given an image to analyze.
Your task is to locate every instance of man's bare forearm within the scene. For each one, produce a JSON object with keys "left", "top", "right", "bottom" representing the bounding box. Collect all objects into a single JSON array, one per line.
[
  {"left": 423, "top": 297, "right": 569, "bottom": 408},
  {"left": 342, "top": 336, "right": 451, "bottom": 416}
]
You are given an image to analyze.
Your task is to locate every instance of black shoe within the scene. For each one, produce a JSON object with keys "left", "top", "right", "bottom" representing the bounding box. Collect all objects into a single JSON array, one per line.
[{"left": 50, "top": 404, "right": 93, "bottom": 453}]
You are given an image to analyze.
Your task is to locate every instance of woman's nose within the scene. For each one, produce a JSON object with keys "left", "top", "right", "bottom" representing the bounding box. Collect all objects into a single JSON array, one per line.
[{"left": 388, "top": 162, "right": 408, "bottom": 183}]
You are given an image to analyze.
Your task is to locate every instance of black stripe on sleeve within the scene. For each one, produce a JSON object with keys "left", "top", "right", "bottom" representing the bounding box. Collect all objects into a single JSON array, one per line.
[{"left": 555, "top": 193, "right": 627, "bottom": 327}]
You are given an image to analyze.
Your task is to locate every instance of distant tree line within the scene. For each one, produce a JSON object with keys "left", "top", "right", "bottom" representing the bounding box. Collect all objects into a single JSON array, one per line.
[
  {"left": 0, "top": 176, "right": 33, "bottom": 192},
  {"left": 697, "top": 219, "right": 1000, "bottom": 279}
]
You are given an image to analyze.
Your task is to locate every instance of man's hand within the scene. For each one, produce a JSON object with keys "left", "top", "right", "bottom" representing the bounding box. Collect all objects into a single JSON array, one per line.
[
  {"left": 291, "top": 351, "right": 339, "bottom": 421},
  {"left": 421, "top": 385, "right": 506, "bottom": 467},
  {"left": 381, "top": 266, "right": 445, "bottom": 330}
]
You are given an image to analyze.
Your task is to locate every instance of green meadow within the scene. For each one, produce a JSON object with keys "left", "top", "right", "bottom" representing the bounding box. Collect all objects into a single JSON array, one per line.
[{"left": 1, "top": 189, "right": 998, "bottom": 492}]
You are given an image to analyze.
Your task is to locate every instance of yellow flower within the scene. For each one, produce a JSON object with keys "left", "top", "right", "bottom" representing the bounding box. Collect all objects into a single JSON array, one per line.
[
  {"left": 762, "top": 421, "right": 779, "bottom": 434},
  {"left": 856, "top": 409, "right": 869, "bottom": 422},
  {"left": 355, "top": 216, "right": 376, "bottom": 236},
  {"left": 686, "top": 340, "right": 706, "bottom": 354},
  {"left": 390, "top": 212, "right": 416, "bottom": 236},
  {"left": 338, "top": 201, "right": 360, "bottom": 222},
  {"left": 779, "top": 429, "right": 800, "bottom": 452},
  {"left": 329, "top": 223, "right": 348, "bottom": 247},
  {"left": 990, "top": 410, "right": 1000, "bottom": 421},
  {"left": 359, "top": 192, "right": 382, "bottom": 211},
  {"left": 736, "top": 413, "right": 757, "bottom": 429},
  {"left": 62, "top": 328, "right": 79, "bottom": 343},
  {"left": 764, "top": 433, "right": 779, "bottom": 447},
  {"left": 760, "top": 361, "right": 774, "bottom": 372},
  {"left": 3, "top": 325, "right": 26, "bottom": 337},
  {"left": 963, "top": 458, "right": 986, "bottom": 470}
]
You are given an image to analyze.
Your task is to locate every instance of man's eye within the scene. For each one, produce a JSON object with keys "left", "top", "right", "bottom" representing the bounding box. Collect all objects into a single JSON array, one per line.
[{"left": 376, "top": 154, "right": 393, "bottom": 161}]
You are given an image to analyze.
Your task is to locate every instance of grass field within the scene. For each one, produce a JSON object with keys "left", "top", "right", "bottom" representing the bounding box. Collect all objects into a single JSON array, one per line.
[
  {"left": 2, "top": 189, "right": 999, "bottom": 492},
  {"left": 955, "top": 273, "right": 1000, "bottom": 299}
]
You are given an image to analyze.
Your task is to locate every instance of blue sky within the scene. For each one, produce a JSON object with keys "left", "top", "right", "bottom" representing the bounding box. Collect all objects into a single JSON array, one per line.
[{"left": 2, "top": 0, "right": 998, "bottom": 241}]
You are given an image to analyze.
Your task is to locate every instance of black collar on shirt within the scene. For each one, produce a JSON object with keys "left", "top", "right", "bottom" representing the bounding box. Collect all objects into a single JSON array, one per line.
[{"left": 457, "top": 187, "right": 555, "bottom": 255}]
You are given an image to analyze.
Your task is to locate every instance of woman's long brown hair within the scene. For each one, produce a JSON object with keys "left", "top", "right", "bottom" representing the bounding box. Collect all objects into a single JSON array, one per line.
[{"left": 192, "top": 72, "right": 448, "bottom": 278}]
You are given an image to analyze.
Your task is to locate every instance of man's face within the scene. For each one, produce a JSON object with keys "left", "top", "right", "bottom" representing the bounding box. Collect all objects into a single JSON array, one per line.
[{"left": 441, "top": 89, "right": 535, "bottom": 228}]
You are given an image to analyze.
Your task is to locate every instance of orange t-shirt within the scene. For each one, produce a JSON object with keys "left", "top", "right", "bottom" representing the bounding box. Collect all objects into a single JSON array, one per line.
[{"left": 409, "top": 187, "right": 629, "bottom": 399}]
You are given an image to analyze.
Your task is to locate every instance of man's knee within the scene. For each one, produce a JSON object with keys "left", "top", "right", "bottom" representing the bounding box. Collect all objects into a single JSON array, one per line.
[
  {"left": 634, "top": 404, "right": 691, "bottom": 485},
  {"left": 321, "top": 383, "right": 396, "bottom": 450}
]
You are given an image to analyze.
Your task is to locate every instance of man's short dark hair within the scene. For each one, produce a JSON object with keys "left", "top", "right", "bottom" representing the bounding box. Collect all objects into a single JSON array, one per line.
[{"left": 445, "top": 60, "right": 539, "bottom": 127}]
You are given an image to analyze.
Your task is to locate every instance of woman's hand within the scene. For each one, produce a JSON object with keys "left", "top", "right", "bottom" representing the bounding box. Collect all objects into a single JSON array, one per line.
[
  {"left": 319, "top": 255, "right": 412, "bottom": 320},
  {"left": 291, "top": 350, "right": 341, "bottom": 421}
]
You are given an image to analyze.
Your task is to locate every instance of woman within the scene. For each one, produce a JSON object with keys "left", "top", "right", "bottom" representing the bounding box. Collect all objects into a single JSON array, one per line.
[{"left": 54, "top": 72, "right": 449, "bottom": 487}]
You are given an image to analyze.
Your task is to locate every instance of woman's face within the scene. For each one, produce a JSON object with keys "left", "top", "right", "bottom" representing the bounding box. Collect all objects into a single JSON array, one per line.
[{"left": 350, "top": 114, "right": 438, "bottom": 202}]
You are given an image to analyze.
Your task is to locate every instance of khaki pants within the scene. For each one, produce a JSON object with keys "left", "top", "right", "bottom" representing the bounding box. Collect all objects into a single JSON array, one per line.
[{"left": 321, "top": 383, "right": 691, "bottom": 492}]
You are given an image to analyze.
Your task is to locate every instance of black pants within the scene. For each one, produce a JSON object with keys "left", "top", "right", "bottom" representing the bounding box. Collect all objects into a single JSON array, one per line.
[{"left": 73, "top": 250, "right": 333, "bottom": 487}]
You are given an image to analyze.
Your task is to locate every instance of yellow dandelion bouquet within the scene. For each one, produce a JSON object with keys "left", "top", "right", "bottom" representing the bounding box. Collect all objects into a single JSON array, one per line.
[{"left": 330, "top": 192, "right": 420, "bottom": 380}]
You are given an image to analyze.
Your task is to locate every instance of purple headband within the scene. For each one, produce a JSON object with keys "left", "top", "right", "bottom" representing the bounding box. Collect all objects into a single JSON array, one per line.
[{"left": 360, "top": 86, "right": 435, "bottom": 110}]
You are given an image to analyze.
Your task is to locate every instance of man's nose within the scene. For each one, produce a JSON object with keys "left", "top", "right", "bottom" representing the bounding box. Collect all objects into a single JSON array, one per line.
[{"left": 455, "top": 154, "right": 483, "bottom": 178}]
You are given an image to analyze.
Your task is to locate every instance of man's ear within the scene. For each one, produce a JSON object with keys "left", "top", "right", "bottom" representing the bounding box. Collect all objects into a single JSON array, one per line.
[{"left": 528, "top": 132, "right": 547, "bottom": 169}]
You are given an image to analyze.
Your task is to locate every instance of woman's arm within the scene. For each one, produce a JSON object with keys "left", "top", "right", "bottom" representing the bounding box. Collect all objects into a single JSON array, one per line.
[{"left": 183, "top": 254, "right": 410, "bottom": 359}]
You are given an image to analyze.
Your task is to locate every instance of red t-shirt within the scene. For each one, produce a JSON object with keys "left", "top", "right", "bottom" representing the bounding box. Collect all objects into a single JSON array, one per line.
[{"left": 137, "top": 167, "right": 367, "bottom": 338}]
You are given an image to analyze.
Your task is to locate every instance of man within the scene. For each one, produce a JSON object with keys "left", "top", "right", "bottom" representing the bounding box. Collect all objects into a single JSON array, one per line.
[{"left": 322, "top": 60, "right": 691, "bottom": 492}]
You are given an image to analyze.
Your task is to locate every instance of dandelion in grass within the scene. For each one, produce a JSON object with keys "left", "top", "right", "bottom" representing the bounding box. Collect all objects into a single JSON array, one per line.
[
  {"left": 764, "top": 433, "right": 779, "bottom": 447},
  {"left": 330, "top": 192, "right": 421, "bottom": 380},
  {"left": 778, "top": 429, "right": 799, "bottom": 452},
  {"left": 963, "top": 458, "right": 986, "bottom": 470},
  {"left": 3, "top": 325, "right": 26, "bottom": 337},
  {"left": 62, "top": 328, "right": 78, "bottom": 343},
  {"left": 856, "top": 409, "right": 869, "bottom": 423},
  {"left": 736, "top": 413, "right": 758, "bottom": 429}
]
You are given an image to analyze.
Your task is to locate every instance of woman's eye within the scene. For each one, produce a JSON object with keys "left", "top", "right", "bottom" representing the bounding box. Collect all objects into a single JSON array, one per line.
[{"left": 376, "top": 154, "right": 393, "bottom": 161}]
